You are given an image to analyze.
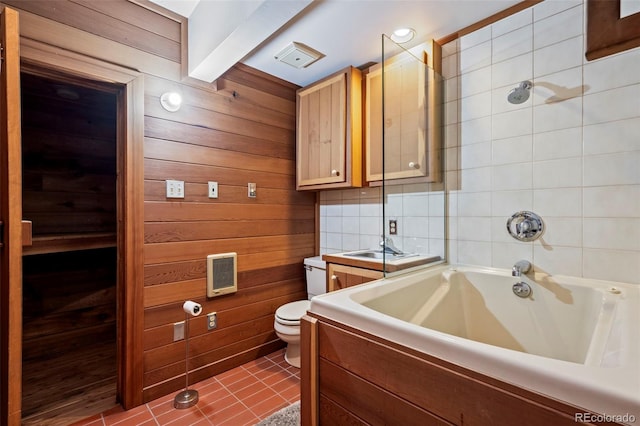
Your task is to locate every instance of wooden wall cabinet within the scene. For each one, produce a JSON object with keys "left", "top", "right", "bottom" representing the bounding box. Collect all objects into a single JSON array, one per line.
[
  {"left": 296, "top": 66, "right": 363, "bottom": 190},
  {"left": 327, "top": 263, "right": 383, "bottom": 292},
  {"left": 365, "top": 45, "right": 442, "bottom": 184}
]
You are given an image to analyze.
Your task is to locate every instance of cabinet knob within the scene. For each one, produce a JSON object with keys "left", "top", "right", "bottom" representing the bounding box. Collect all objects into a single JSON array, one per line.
[
  {"left": 330, "top": 169, "right": 340, "bottom": 177},
  {"left": 331, "top": 275, "right": 337, "bottom": 281},
  {"left": 408, "top": 162, "right": 420, "bottom": 169}
]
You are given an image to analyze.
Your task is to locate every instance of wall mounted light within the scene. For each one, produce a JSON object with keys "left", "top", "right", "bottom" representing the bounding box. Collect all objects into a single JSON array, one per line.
[
  {"left": 160, "top": 92, "right": 183, "bottom": 112},
  {"left": 390, "top": 27, "right": 416, "bottom": 44}
]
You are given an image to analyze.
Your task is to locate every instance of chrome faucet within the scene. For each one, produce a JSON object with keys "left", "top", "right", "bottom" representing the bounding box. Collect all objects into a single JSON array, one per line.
[
  {"left": 512, "top": 260, "right": 531, "bottom": 277},
  {"left": 379, "top": 235, "right": 403, "bottom": 255}
]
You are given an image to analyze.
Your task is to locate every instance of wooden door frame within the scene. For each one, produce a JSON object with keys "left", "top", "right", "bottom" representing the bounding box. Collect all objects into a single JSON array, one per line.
[
  {"left": 1, "top": 7, "right": 24, "bottom": 425},
  {"left": 16, "top": 39, "right": 146, "bottom": 411}
]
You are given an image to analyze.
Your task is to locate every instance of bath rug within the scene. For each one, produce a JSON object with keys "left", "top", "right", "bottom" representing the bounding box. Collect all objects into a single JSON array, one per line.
[{"left": 256, "top": 401, "right": 300, "bottom": 426}]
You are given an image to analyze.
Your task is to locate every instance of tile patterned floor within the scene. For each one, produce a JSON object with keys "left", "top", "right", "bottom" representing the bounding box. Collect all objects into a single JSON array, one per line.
[{"left": 72, "top": 349, "right": 300, "bottom": 426}]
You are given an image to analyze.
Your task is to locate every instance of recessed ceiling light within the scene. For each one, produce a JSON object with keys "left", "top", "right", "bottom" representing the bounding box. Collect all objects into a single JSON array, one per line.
[{"left": 391, "top": 27, "right": 416, "bottom": 44}]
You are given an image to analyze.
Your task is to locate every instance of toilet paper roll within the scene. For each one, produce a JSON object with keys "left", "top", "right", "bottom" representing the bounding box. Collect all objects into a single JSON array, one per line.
[{"left": 183, "top": 300, "right": 202, "bottom": 316}]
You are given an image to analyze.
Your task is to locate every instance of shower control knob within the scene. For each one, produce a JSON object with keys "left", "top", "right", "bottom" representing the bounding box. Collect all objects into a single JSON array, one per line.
[{"left": 507, "top": 211, "right": 544, "bottom": 242}]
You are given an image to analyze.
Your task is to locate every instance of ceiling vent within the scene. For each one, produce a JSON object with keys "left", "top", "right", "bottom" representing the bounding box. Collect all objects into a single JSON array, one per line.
[{"left": 274, "top": 42, "right": 324, "bottom": 69}]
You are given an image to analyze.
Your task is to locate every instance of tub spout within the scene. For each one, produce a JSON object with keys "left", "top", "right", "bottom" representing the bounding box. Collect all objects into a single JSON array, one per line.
[{"left": 512, "top": 260, "right": 531, "bottom": 277}]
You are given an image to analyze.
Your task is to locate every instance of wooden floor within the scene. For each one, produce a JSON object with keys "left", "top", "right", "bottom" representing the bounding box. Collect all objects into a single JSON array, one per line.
[{"left": 22, "top": 338, "right": 118, "bottom": 426}]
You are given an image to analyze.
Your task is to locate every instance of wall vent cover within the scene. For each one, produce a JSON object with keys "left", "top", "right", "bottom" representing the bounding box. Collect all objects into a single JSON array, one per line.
[
  {"left": 274, "top": 42, "right": 324, "bottom": 69},
  {"left": 206, "top": 252, "right": 237, "bottom": 298}
]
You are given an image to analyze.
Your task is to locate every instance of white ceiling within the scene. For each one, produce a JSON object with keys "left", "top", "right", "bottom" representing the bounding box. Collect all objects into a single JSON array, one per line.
[{"left": 151, "top": 0, "right": 522, "bottom": 87}]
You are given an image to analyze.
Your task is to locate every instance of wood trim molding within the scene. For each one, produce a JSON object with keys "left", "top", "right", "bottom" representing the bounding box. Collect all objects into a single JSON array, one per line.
[
  {"left": 1, "top": 7, "right": 23, "bottom": 424},
  {"left": 300, "top": 315, "right": 319, "bottom": 426},
  {"left": 586, "top": 0, "right": 640, "bottom": 60},
  {"left": 118, "top": 73, "right": 146, "bottom": 409}
]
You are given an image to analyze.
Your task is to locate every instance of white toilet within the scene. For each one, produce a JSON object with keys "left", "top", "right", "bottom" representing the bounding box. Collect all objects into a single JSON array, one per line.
[{"left": 274, "top": 256, "right": 326, "bottom": 368}]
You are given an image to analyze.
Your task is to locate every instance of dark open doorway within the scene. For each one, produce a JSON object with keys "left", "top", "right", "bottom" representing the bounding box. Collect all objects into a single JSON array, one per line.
[{"left": 20, "top": 71, "right": 119, "bottom": 424}]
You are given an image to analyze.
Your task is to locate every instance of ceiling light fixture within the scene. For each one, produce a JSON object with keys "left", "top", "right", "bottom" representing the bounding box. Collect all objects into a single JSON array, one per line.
[
  {"left": 391, "top": 27, "right": 416, "bottom": 44},
  {"left": 160, "top": 92, "right": 182, "bottom": 112}
]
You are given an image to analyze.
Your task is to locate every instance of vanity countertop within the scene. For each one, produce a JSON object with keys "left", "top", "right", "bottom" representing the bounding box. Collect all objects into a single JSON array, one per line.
[{"left": 322, "top": 250, "right": 441, "bottom": 273}]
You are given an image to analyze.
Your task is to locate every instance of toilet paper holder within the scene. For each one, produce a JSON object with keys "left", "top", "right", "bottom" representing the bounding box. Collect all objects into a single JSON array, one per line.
[{"left": 174, "top": 300, "right": 202, "bottom": 409}]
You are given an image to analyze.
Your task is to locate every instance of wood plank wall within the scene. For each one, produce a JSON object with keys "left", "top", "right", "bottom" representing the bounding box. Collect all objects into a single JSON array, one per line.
[
  {"left": 142, "top": 66, "right": 316, "bottom": 401},
  {"left": 6, "top": 0, "right": 317, "bottom": 405},
  {"left": 4, "top": 0, "right": 180, "bottom": 62}
]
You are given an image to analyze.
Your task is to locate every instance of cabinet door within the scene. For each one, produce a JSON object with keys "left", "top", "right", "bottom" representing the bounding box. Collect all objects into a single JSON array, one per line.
[
  {"left": 297, "top": 72, "right": 345, "bottom": 186},
  {"left": 296, "top": 67, "right": 362, "bottom": 190},
  {"left": 365, "top": 49, "right": 440, "bottom": 184},
  {"left": 328, "top": 263, "right": 383, "bottom": 292}
]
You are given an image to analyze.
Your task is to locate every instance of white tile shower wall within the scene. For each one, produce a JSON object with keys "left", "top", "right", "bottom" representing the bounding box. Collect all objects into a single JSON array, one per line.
[{"left": 446, "top": 0, "right": 640, "bottom": 284}]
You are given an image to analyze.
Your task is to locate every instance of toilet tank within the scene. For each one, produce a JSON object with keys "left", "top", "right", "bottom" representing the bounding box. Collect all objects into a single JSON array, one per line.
[{"left": 303, "top": 256, "right": 326, "bottom": 299}]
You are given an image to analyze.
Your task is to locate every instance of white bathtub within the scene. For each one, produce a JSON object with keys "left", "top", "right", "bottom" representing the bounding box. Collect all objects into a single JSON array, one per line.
[{"left": 309, "top": 264, "right": 640, "bottom": 420}]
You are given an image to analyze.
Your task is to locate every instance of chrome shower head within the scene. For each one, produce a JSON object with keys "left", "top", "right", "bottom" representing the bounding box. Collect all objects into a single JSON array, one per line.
[{"left": 507, "top": 80, "right": 532, "bottom": 104}]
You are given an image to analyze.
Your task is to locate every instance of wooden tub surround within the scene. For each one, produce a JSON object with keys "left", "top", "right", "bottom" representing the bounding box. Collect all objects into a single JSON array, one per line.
[{"left": 300, "top": 314, "right": 622, "bottom": 426}]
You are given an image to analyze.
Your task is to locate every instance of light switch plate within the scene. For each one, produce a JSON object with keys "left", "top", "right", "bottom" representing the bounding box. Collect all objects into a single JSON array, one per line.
[
  {"left": 166, "top": 179, "right": 184, "bottom": 198},
  {"left": 248, "top": 182, "right": 257, "bottom": 198},
  {"left": 208, "top": 181, "right": 218, "bottom": 199},
  {"left": 173, "top": 321, "right": 185, "bottom": 341}
]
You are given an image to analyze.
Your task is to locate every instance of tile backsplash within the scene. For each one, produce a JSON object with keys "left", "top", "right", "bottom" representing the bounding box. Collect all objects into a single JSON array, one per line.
[
  {"left": 319, "top": 0, "right": 640, "bottom": 284},
  {"left": 319, "top": 186, "right": 445, "bottom": 260}
]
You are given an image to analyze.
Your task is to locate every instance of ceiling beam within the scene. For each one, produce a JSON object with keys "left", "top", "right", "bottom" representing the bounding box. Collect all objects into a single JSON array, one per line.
[{"left": 188, "top": 0, "right": 314, "bottom": 83}]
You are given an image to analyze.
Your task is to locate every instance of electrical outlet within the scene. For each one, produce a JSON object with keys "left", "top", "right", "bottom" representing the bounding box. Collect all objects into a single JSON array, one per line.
[
  {"left": 207, "top": 312, "right": 217, "bottom": 330},
  {"left": 166, "top": 179, "right": 184, "bottom": 198},
  {"left": 173, "top": 321, "right": 185, "bottom": 341},
  {"left": 208, "top": 181, "right": 218, "bottom": 199},
  {"left": 389, "top": 219, "right": 398, "bottom": 235}
]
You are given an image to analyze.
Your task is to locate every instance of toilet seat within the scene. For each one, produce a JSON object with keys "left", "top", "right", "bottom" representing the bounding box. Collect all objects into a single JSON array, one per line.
[
  {"left": 275, "top": 300, "right": 310, "bottom": 326},
  {"left": 274, "top": 320, "right": 299, "bottom": 336}
]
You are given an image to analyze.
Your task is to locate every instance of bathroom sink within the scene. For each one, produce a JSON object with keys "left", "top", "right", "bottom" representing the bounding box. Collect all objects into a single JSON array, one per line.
[
  {"left": 346, "top": 250, "right": 385, "bottom": 259},
  {"left": 343, "top": 250, "right": 418, "bottom": 260}
]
